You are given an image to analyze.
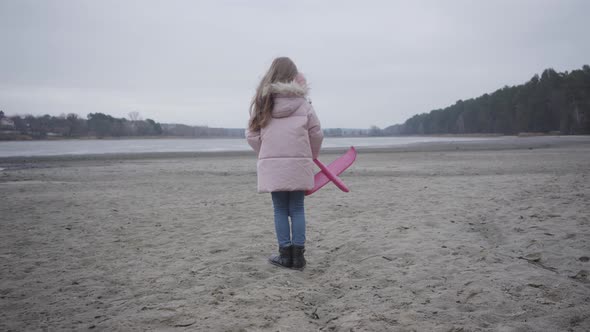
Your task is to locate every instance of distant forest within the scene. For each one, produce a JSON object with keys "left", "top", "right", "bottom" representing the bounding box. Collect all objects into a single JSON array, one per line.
[
  {"left": 0, "top": 109, "right": 368, "bottom": 140},
  {"left": 2, "top": 65, "right": 589, "bottom": 140},
  {"left": 0, "top": 111, "right": 244, "bottom": 140},
  {"left": 385, "top": 65, "right": 590, "bottom": 135},
  {"left": 0, "top": 111, "right": 368, "bottom": 140}
]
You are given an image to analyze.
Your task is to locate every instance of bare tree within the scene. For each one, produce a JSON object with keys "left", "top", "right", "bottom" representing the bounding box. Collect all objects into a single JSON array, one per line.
[{"left": 128, "top": 111, "right": 142, "bottom": 121}]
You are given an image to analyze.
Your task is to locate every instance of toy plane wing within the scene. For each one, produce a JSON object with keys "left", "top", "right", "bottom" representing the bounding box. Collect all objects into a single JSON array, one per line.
[{"left": 305, "top": 146, "right": 357, "bottom": 196}]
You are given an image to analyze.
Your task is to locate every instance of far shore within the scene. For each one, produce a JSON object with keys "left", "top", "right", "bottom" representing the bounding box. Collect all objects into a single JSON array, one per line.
[
  {"left": 1, "top": 135, "right": 589, "bottom": 164},
  {"left": 0, "top": 135, "right": 246, "bottom": 141},
  {"left": 0, "top": 132, "right": 582, "bottom": 142}
]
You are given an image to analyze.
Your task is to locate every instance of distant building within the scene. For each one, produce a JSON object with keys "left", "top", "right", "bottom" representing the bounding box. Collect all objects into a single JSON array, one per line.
[
  {"left": 160, "top": 123, "right": 245, "bottom": 138},
  {"left": 0, "top": 118, "right": 15, "bottom": 129},
  {"left": 323, "top": 128, "right": 369, "bottom": 137}
]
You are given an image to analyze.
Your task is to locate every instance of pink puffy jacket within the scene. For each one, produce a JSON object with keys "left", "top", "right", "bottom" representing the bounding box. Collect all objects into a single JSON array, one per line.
[{"left": 246, "top": 78, "right": 323, "bottom": 193}]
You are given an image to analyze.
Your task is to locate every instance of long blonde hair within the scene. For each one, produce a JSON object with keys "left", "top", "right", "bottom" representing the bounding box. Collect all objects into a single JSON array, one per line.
[{"left": 249, "top": 57, "right": 298, "bottom": 131}]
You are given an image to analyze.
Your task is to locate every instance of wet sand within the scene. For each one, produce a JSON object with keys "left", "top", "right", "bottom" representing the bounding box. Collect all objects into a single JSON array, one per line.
[{"left": 1, "top": 137, "right": 589, "bottom": 331}]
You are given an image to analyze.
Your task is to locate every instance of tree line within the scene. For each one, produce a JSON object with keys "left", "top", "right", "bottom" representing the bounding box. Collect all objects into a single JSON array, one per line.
[
  {"left": 0, "top": 109, "right": 370, "bottom": 140},
  {"left": 385, "top": 65, "right": 590, "bottom": 135},
  {"left": 0, "top": 111, "right": 244, "bottom": 140},
  {"left": 0, "top": 112, "right": 163, "bottom": 139},
  {"left": 4, "top": 65, "right": 587, "bottom": 140}
]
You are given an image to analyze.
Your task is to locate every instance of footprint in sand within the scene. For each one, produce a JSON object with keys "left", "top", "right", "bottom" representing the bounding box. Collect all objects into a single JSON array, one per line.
[{"left": 569, "top": 270, "right": 588, "bottom": 283}]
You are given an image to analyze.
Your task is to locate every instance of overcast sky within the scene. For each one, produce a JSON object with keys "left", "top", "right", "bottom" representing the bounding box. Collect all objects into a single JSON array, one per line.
[{"left": 1, "top": 0, "right": 589, "bottom": 129}]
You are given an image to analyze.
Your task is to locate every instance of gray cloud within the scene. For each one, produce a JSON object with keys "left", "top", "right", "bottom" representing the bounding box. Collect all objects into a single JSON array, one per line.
[{"left": 1, "top": 0, "right": 589, "bottom": 128}]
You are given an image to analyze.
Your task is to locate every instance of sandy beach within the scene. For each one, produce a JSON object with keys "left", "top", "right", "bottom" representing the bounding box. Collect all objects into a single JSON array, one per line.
[{"left": 1, "top": 137, "right": 589, "bottom": 331}]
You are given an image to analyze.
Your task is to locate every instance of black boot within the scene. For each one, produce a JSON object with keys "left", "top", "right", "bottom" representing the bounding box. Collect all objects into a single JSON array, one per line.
[
  {"left": 269, "top": 245, "right": 293, "bottom": 268},
  {"left": 292, "top": 245, "right": 306, "bottom": 270}
]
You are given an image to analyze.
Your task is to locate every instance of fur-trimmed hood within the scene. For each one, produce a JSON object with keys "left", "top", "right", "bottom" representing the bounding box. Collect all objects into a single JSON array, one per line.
[
  {"left": 261, "top": 73, "right": 309, "bottom": 97},
  {"left": 263, "top": 73, "right": 310, "bottom": 118}
]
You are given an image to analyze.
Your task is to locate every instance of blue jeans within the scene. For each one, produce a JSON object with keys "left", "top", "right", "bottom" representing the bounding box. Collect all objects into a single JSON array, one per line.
[{"left": 271, "top": 191, "right": 306, "bottom": 247}]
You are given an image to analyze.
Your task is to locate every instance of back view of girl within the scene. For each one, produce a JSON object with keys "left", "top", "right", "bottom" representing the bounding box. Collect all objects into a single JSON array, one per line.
[{"left": 246, "top": 57, "right": 323, "bottom": 270}]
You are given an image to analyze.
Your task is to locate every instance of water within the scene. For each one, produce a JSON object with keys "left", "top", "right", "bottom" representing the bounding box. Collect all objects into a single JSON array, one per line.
[{"left": 0, "top": 136, "right": 498, "bottom": 157}]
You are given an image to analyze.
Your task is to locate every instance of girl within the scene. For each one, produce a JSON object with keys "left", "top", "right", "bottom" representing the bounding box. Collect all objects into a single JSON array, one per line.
[{"left": 246, "top": 57, "right": 323, "bottom": 270}]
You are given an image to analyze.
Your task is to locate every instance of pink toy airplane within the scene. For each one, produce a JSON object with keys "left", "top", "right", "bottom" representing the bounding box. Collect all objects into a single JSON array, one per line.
[{"left": 305, "top": 146, "right": 357, "bottom": 196}]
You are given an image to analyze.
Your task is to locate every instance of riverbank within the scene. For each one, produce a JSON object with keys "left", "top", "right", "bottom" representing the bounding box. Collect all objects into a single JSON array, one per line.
[
  {"left": 1, "top": 140, "right": 589, "bottom": 331},
  {"left": 1, "top": 135, "right": 589, "bottom": 162}
]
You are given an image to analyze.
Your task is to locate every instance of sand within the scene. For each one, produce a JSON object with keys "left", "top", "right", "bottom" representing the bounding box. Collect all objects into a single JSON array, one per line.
[{"left": 1, "top": 137, "right": 589, "bottom": 331}]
